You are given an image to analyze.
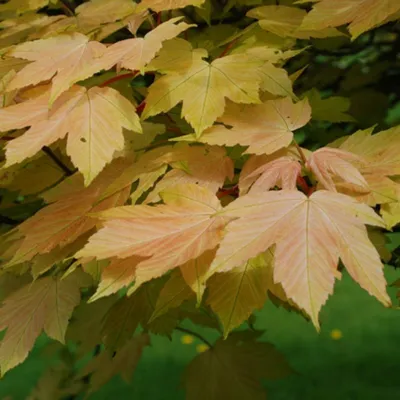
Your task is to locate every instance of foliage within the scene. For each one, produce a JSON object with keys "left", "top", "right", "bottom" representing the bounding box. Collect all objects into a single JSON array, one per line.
[{"left": 0, "top": 0, "right": 399, "bottom": 398}]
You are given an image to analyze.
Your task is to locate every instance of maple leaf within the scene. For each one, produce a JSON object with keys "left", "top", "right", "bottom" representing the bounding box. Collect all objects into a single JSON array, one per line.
[
  {"left": 75, "top": 0, "right": 137, "bottom": 30},
  {"left": 305, "top": 89, "right": 354, "bottom": 122},
  {"left": 247, "top": 5, "right": 344, "bottom": 39},
  {"left": 0, "top": 273, "right": 82, "bottom": 374},
  {"left": 306, "top": 147, "right": 369, "bottom": 192},
  {"left": 0, "top": 85, "right": 141, "bottom": 184},
  {"left": 149, "top": 270, "right": 193, "bottom": 322},
  {"left": 137, "top": 0, "right": 206, "bottom": 12},
  {"left": 0, "top": 0, "right": 49, "bottom": 15},
  {"left": 76, "top": 334, "right": 150, "bottom": 393},
  {"left": 142, "top": 53, "right": 264, "bottom": 135},
  {"left": 77, "top": 184, "right": 228, "bottom": 290},
  {"left": 195, "top": 97, "right": 311, "bottom": 154},
  {"left": 102, "top": 17, "right": 193, "bottom": 73},
  {"left": 207, "top": 253, "right": 270, "bottom": 336},
  {"left": 89, "top": 255, "right": 143, "bottom": 301},
  {"left": 239, "top": 155, "right": 301, "bottom": 195},
  {"left": 2, "top": 158, "right": 132, "bottom": 266},
  {"left": 146, "top": 38, "right": 208, "bottom": 74},
  {"left": 300, "top": 0, "right": 400, "bottom": 39},
  {"left": 184, "top": 331, "right": 293, "bottom": 400},
  {"left": 180, "top": 249, "right": 215, "bottom": 304},
  {"left": 210, "top": 190, "right": 390, "bottom": 327},
  {"left": 336, "top": 126, "right": 400, "bottom": 176},
  {"left": 6, "top": 33, "right": 111, "bottom": 104},
  {"left": 144, "top": 144, "right": 234, "bottom": 203}
]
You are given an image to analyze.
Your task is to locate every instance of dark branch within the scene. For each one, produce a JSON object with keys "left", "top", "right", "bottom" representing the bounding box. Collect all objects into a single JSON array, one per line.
[
  {"left": 175, "top": 326, "right": 213, "bottom": 348},
  {"left": 42, "top": 146, "right": 75, "bottom": 176}
]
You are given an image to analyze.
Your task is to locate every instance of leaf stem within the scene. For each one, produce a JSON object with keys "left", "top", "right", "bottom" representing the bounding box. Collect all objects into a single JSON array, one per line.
[
  {"left": 175, "top": 326, "right": 213, "bottom": 348},
  {"left": 293, "top": 141, "right": 307, "bottom": 165},
  {"left": 100, "top": 71, "right": 138, "bottom": 87},
  {"left": 59, "top": 0, "right": 76, "bottom": 15},
  {"left": 42, "top": 146, "right": 75, "bottom": 176},
  {"left": 218, "top": 39, "right": 238, "bottom": 58}
]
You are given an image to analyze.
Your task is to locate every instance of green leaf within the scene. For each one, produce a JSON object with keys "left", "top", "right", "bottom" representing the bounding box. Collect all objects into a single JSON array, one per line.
[{"left": 183, "top": 330, "right": 293, "bottom": 400}]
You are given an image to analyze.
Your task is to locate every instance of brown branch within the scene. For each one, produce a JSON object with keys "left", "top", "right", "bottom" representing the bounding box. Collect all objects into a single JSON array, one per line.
[
  {"left": 42, "top": 146, "right": 75, "bottom": 176},
  {"left": 293, "top": 141, "right": 307, "bottom": 165},
  {"left": 100, "top": 72, "right": 138, "bottom": 87},
  {"left": 175, "top": 326, "right": 213, "bottom": 348},
  {"left": 59, "top": 0, "right": 76, "bottom": 15},
  {"left": 217, "top": 39, "right": 238, "bottom": 58}
]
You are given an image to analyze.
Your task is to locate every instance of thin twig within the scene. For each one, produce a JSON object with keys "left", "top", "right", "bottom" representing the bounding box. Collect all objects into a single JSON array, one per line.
[
  {"left": 175, "top": 326, "right": 213, "bottom": 348},
  {"left": 42, "top": 146, "right": 75, "bottom": 176},
  {"left": 59, "top": 0, "right": 76, "bottom": 15},
  {"left": 179, "top": 9, "right": 197, "bottom": 24},
  {"left": 218, "top": 39, "right": 238, "bottom": 58},
  {"left": 293, "top": 141, "right": 307, "bottom": 165},
  {"left": 100, "top": 72, "right": 138, "bottom": 87}
]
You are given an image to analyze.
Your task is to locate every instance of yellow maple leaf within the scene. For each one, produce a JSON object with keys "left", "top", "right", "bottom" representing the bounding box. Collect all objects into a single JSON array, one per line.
[
  {"left": 102, "top": 17, "right": 193, "bottom": 73},
  {"left": 143, "top": 54, "right": 265, "bottom": 135},
  {"left": 195, "top": 97, "right": 311, "bottom": 154},
  {"left": 6, "top": 33, "right": 111, "bottom": 104},
  {"left": 0, "top": 85, "right": 142, "bottom": 184},
  {"left": 75, "top": 0, "right": 137, "bottom": 29},
  {"left": 247, "top": 5, "right": 344, "bottom": 39},
  {"left": 137, "top": 0, "right": 206, "bottom": 12},
  {"left": 300, "top": 0, "right": 400, "bottom": 39}
]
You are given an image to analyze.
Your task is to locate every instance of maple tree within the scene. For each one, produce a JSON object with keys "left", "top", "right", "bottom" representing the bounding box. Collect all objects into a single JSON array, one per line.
[{"left": 0, "top": 0, "right": 399, "bottom": 398}]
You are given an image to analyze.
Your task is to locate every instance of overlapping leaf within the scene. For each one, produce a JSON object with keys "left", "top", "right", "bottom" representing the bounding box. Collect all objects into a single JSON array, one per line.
[
  {"left": 142, "top": 53, "right": 264, "bottom": 135},
  {"left": 207, "top": 253, "right": 271, "bottom": 336},
  {"left": 0, "top": 85, "right": 141, "bottom": 184},
  {"left": 77, "top": 184, "right": 228, "bottom": 289},
  {"left": 300, "top": 0, "right": 400, "bottom": 39},
  {"left": 2, "top": 158, "right": 132, "bottom": 267},
  {"left": 6, "top": 33, "right": 111, "bottom": 104},
  {"left": 0, "top": 273, "right": 83, "bottom": 374},
  {"left": 184, "top": 331, "right": 292, "bottom": 400},
  {"left": 210, "top": 190, "right": 390, "bottom": 327},
  {"left": 197, "top": 97, "right": 311, "bottom": 154},
  {"left": 102, "top": 18, "right": 193, "bottom": 72}
]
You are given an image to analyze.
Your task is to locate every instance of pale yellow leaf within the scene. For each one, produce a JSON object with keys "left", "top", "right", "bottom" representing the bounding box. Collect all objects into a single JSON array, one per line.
[
  {"left": 102, "top": 17, "right": 193, "bottom": 72},
  {"left": 0, "top": 86, "right": 142, "bottom": 184},
  {"left": 337, "top": 126, "right": 400, "bottom": 176},
  {"left": 137, "top": 0, "right": 205, "bottom": 12},
  {"left": 198, "top": 97, "right": 311, "bottom": 155},
  {"left": 142, "top": 54, "right": 263, "bottom": 135},
  {"left": 300, "top": 0, "right": 400, "bottom": 39},
  {"left": 7, "top": 33, "right": 110, "bottom": 104},
  {"left": 75, "top": 0, "right": 137, "bottom": 29}
]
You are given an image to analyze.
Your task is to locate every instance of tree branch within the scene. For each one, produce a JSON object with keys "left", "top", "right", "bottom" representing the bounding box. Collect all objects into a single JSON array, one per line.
[
  {"left": 59, "top": 0, "right": 76, "bottom": 15},
  {"left": 42, "top": 147, "right": 75, "bottom": 176},
  {"left": 175, "top": 326, "right": 213, "bottom": 348}
]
